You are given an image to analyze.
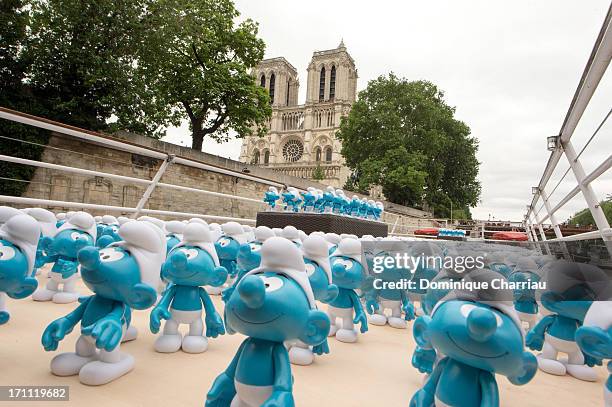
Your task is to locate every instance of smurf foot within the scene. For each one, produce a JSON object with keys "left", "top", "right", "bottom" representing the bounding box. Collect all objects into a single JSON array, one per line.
[
  {"left": 289, "top": 345, "right": 314, "bottom": 366},
  {"left": 388, "top": 316, "right": 407, "bottom": 329},
  {"left": 336, "top": 328, "right": 357, "bottom": 343},
  {"left": 564, "top": 363, "right": 598, "bottom": 382},
  {"left": 52, "top": 291, "right": 80, "bottom": 304},
  {"left": 181, "top": 335, "right": 208, "bottom": 354},
  {"left": 79, "top": 353, "right": 135, "bottom": 386},
  {"left": 32, "top": 287, "right": 57, "bottom": 302},
  {"left": 154, "top": 333, "right": 182, "bottom": 353},
  {"left": 369, "top": 313, "right": 387, "bottom": 326},
  {"left": 50, "top": 336, "right": 96, "bottom": 377},
  {"left": 536, "top": 354, "right": 567, "bottom": 376}
]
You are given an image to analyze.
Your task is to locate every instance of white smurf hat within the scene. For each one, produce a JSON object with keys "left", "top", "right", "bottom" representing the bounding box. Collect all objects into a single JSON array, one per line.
[
  {"left": 302, "top": 235, "right": 332, "bottom": 283},
  {"left": 331, "top": 238, "right": 363, "bottom": 264},
  {"left": 111, "top": 221, "right": 165, "bottom": 289},
  {"left": 56, "top": 213, "right": 67, "bottom": 221},
  {"left": 325, "top": 233, "right": 341, "bottom": 246},
  {"left": 272, "top": 228, "right": 283, "bottom": 237},
  {"left": 189, "top": 218, "right": 208, "bottom": 226},
  {"left": 57, "top": 211, "right": 97, "bottom": 241},
  {"left": 94, "top": 216, "right": 102, "bottom": 222},
  {"left": 165, "top": 220, "right": 186, "bottom": 237},
  {"left": 138, "top": 216, "right": 167, "bottom": 234},
  {"left": 222, "top": 221, "right": 248, "bottom": 244},
  {"left": 0, "top": 206, "right": 21, "bottom": 226},
  {"left": 101, "top": 215, "right": 118, "bottom": 225},
  {"left": 173, "top": 222, "right": 220, "bottom": 266},
  {"left": 282, "top": 225, "right": 301, "bottom": 244},
  {"left": 244, "top": 237, "right": 315, "bottom": 309},
  {"left": 117, "top": 216, "right": 131, "bottom": 225},
  {"left": 24, "top": 208, "right": 57, "bottom": 238},
  {"left": 254, "top": 226, "right": 275, "bottom": 243},
  {"left": 0, "top": 214, "right": 40, "bottom": 276}
]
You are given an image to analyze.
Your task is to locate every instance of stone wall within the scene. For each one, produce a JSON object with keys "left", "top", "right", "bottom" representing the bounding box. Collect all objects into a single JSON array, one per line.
[{"left": 18, "top": 130, "right": 434, "bottom": 231}]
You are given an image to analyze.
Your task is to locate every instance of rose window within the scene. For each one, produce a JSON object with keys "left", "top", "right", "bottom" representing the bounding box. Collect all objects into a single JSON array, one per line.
[{"left": 282, "top": 139, "right": 304, "bottom": 162}]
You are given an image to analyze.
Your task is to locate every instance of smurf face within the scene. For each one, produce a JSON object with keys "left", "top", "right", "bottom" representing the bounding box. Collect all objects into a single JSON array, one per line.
[
  {"left": 236, "top": 242, "right": 262, "bottom": 273},
  {"left": 304, "top": 258, "right": 336, "bottom": 302},
  {"left": 162, "top": 246, "right": 224, "bottom": 287},
  {"left": 427, "top": 300, "right": 524, "bottom": 375},
  {"left": 100, "top": 224, "right": 120, "bottom": 242},
  {"left": 539, "top": 286, "right": 593, "bottom": 321},
  {"left": 330, "top": 255, "right": 365, "bottom": 289},
  {"left": 215, "top": 236, "right": 240, "bottom": 260},
  {"left": 0, "top": 239, "right": 29, "bottom": 293},
  {"left": 53, "top": 229, "right": 94, "bottom": 258},
  {"left": 225, "top": 271, "right": 313, "bottom": 342}
]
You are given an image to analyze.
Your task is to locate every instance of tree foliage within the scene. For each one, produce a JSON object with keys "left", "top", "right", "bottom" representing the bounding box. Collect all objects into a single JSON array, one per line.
[
  {"left": 337, "top": 74, "right": 480, "bottom": 216},
  {"left": 567, "top": 199, "right": 612, "bottom": 227}
]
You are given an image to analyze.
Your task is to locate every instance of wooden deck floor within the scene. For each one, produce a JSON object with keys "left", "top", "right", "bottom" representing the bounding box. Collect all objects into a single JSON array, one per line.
[{"left": 0, "top": 269, "right": 606, "bottom": 406}]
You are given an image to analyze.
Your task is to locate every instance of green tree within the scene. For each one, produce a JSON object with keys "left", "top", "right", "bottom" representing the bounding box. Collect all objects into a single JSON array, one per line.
[
  {"left": 567, "top": 199, "right": 612, "bottom": 227},
  {"left": 337, "top": 74, "right": 481, "bottom": 214},
  {"left": 312, "top": 165, "right": 325, "bottom": 181},
  {"left": 118, "top": 0, "right": 272, "bottom": 150}
]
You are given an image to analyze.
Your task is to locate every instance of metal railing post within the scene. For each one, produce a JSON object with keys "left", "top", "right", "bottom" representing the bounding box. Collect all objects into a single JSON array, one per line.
[
  {"left": 133, "top": 154, "right": 175, "bottom": 218},
  {"left": 540, "top": 189, "right": 564, "bottom": 239}
]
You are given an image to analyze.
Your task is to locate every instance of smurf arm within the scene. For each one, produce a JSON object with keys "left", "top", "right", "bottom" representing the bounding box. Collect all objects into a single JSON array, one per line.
[
  {"left": 0, "top": 292, "right": 9, "bottom": 325},
  {"left": 410, "top": 357, "right": 447, "bottom": 407},
  {"left": 42, "top": 296, "right": 92, "bottom": 351},
  {"left": 526, "top": 314, "right": 556, "bottom": 351},
  {"left": 81, "top": 301, "right": 126, "bottom": 352},
  {"left": 400, "top": 290, "right": 415, "bottom": 321},
  {"left": 364, "top": 289, "right": 379, "bottom": 315},
  {"left": 349, "top": 289, "right": 368, "bottom": 333},
  {"left": 206, "top": 339, "right": 248, "bottom": 407},
  {"left": 262, "top": 343, "right": 295, "bottom": 407},
  {"left": 479, "top": 371, "right": 499, "bottom": 407},
  {"left": 199, "top": 288, "right": 225, "bottom": 338},
  {"left": 412, "top": 346, "right": 437, "bottom": 374},
  {"left": 150, "top": 285, "right": 176, "bottom": 334}
]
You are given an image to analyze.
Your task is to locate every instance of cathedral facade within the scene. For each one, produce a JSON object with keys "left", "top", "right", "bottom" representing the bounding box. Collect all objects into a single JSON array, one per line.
[{"left": 239, "top": 41, "right": 357, "bottom": 188}]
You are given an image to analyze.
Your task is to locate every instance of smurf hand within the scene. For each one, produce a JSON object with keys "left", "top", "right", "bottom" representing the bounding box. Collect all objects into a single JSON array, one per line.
[
  {"left": 262, "top": 390, "right": 295, "bottom": 407},
  {"left": 40, "top": 236, "right": 56, "bottom": 256},
  {"left": 205, "top": 312, "right": 226, "bottom": 338},
  {"left": 412, "top": 347, "right": 436, "bottom": 374},
  {"left": 366, "top": 299, "right": 379, "bottom": 314},
  {"left": 42, "top": 318, "right": 74, "bottom": 351},
  {"left": 313, "top": 338, "right": 330, "bottom": 355},
  {"left": 221, "top": 286, "right": 235, "bottom": 303},
  {"left": 403, "top": 303, "right": 416, "bottom": 321},
  {"left": 353, "top": 311, "right": 368, "bottom": 333},
  {"left": 410, "top": 389, "right": 434, "bottom": 407},
  {"left": 0, "top": 311, "right": 10, "bottom": 325},
  {"left": 525, "top": 329, "right": 544, "bottom": 351},
  {"left": 150, "top": 307, "right": 171, "bottom": 334},
  {"left": 205, "top": 373, "right": 236, "bottom": 407},
  {"left": 82, "top": 317, "right": 123, "bottom": 352},
  {"left": 583, "top": 352, "right": 602, "bottom": 367}
]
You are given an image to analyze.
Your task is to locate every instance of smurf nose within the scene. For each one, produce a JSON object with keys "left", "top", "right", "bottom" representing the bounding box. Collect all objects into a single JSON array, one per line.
[
  {"left": 77, "top": 246, "right": 101, "bottom": 269},
  {"left": 332, "top": 263, "right": 347, "bottom": 278},
  {"left": 467, "top": 307, "right": 497, "bottom": 342},
  {"left": 238, "top": 275, "right": 266, "bottom": 309}
]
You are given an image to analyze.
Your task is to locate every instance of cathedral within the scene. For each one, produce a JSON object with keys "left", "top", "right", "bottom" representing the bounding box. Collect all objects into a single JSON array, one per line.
[{"left": 239, "top": 41, "right": 358, "bottom": 188}]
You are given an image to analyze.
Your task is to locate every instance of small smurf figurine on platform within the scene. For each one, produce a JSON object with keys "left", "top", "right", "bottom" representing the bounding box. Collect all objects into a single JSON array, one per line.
[
  {"left": 327, "top": 238, "right": 369, "bottom": 343},
  {"left": 33, "top": 211, "right": 96, "bottom": 304},
  {"left": 0, "top": 213, "right": 40, "bottom": 325},
  {"left": 300, "top": 187, "right": 317, "bottom": 212},
  {"left": 526, "top": 261, "right": 606, "bottom": 382},
  {"left": 287, "top": 235, "right": 338, "bottom": 365},
  {"left": 41, "top": 220, "right": 165, "bottom": 385},
  {"left": 263, "top": 186, "right": 280, "bottom": 211},
  {"left": 150, "top": 222, "right": 227, "bottom": 354},
  {"left": 410, "top": 269, "right": 538, "bottom": 407},
  {"left": 576, "top": 300, "right": 612, "bottom": 407},
  {"left": 205, "top": 237, "right": 330, "bottom": 407}
]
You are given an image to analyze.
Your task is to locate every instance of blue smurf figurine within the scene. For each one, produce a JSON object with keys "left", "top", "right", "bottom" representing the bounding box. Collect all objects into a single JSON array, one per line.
[
  {"left": 164, "top": 220, "right": 185, "bottom": 255},
  {"left": 366, "top": 247, "right": 415, "bottom": 329},
  {"left": 410, "top": 269, "right": 538, "bottom": 406},
  {"left": 41, "top": 220, "right": 165, "bottom": 385},
  {"left": 327, "top": 238, "right": 369, "bottom": 343},
  {"left": 24, "top": 207, "right": 57, "bottom": 275},
  {"left": 264, "top": 186, "right": 280, "bottom": 211},
  {"left": 281, "top": 187, "right": 301, "bottom": 212},
  {"left": 526, "top": 261, "right": 605, "bottom": 382},
  {"left": 151, "top": 222, "right": 227, "bottom": 353},
  {"left": 287, "top": 235, "right": 338, "bottom": 365},
  {"left": 320, "top": 186, "right": 335, "bottom": 213},
  {"left": 0, "top": 213, "right": 40, "bottom": 325},
  {"left": 576, "top": 301, "right": 612, "bottom": 407},
  {"left": 95, "top": 215, "right": 121, "bottom": 249},
  {"left": 211, "top": 222, "right": 247, "bottom": 295},
  {"left": 33, "top": 211, "right": 96, "bottom": 304},
  {"left": 508, "top": 257, "right": 541, "bottom": 331},
  {"left": 300, "top": 187, "right": 317, "bottom": 212},
  {"left": 205, "top": 237, "right": 330, "bottom": 407},
  {"left": 332, "top": 189, "right": 346, "bottom": 214}
]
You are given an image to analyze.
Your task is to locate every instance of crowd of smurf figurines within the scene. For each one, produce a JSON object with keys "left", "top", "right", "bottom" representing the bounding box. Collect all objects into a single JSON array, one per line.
[
  {"left": 263, "top": 185, "right": 385, "bottom": 220},
  {"left": 0, "top": 205, "right": 610, "bottom": 407}
]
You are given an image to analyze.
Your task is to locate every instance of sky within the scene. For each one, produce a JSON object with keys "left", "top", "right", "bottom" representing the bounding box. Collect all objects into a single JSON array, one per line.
[{"left": 162, "top": 0, "right": 612, "bottom": 223}]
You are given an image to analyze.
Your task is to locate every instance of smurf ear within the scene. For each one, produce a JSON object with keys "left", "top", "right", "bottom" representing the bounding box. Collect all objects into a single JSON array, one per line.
[
  {"left": 575, "top": 326, "right": 612, "bottom": 360},
  {"left": 127, "top": 283, "right": 158, "bottom": 310},
  {"left": 413, "top": 316, "right": 432, "bottom": 349},
  {"left": 300, "top": 310, "right": 331, "bottom": 346},
  {"left": 209, "top": 266, "right": 228, "bottom": 287},
  {"left": 508, "top": 352, "right": 538, "bottom": 385},
  {"left": 96, "top": 235, "right": 115, "bottom": 249},
  {"left": 7, "top": 277, "right": 38, "bottom": 299}
]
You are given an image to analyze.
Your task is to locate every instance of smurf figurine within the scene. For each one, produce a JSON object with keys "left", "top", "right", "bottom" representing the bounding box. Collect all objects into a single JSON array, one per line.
[
  {"left": 410, "top": 269, "right": 538, "bottom": 406},
  {"left": 0, "top": 214, "right": 40, "bottom": 325},
  {"left": 320, "top": 186, "right": 335, "bottom": 213},
  {"left": 288, "top": 235, "right": 339, "bottom": 365},
  {"left": 281, "top": 187, "right": 301, "bottom": 212},
  {"left": 25, "top": 208, "right": 57, "bottom": 275},
  {"left": 212, "top": 222, "right": 246, "bottom": 295},
  {"left": 95, "top": 215, "right": 121, "bottom": 249},
  {"left": 263, "top": 186, "right": 280, "bottom": 211},
  {"left": 576, "top": 300, "right": 612, "bottom": 407},
  {"left": 165, "top": 220, "right": 185, "bottom": 255},
  {"left": 41, "top": 220, "right": 165, "bottom": 385},
  {"left": 526, "top": 261, "right": 606, "bottom": 381},
  {"left": 508, "top": 257, "right": 541, "bottom": 331},
  {"left": 300, "top": 187, "right": 317, "bottom": 212},
  {"left": 327, "top": 238, "right": 369, "bottom": 343},
  {"left": 150, "top": 222, "right": 227, "bottom": 353},
  {"left": 332, "top": 189, "right": 346, "bottom": 214},
  {"left": 205, "top": 237, "right": 330, "bottom": 407},
  {"left": 33, "top": 211, "right": 96, "bottom": 304}
]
